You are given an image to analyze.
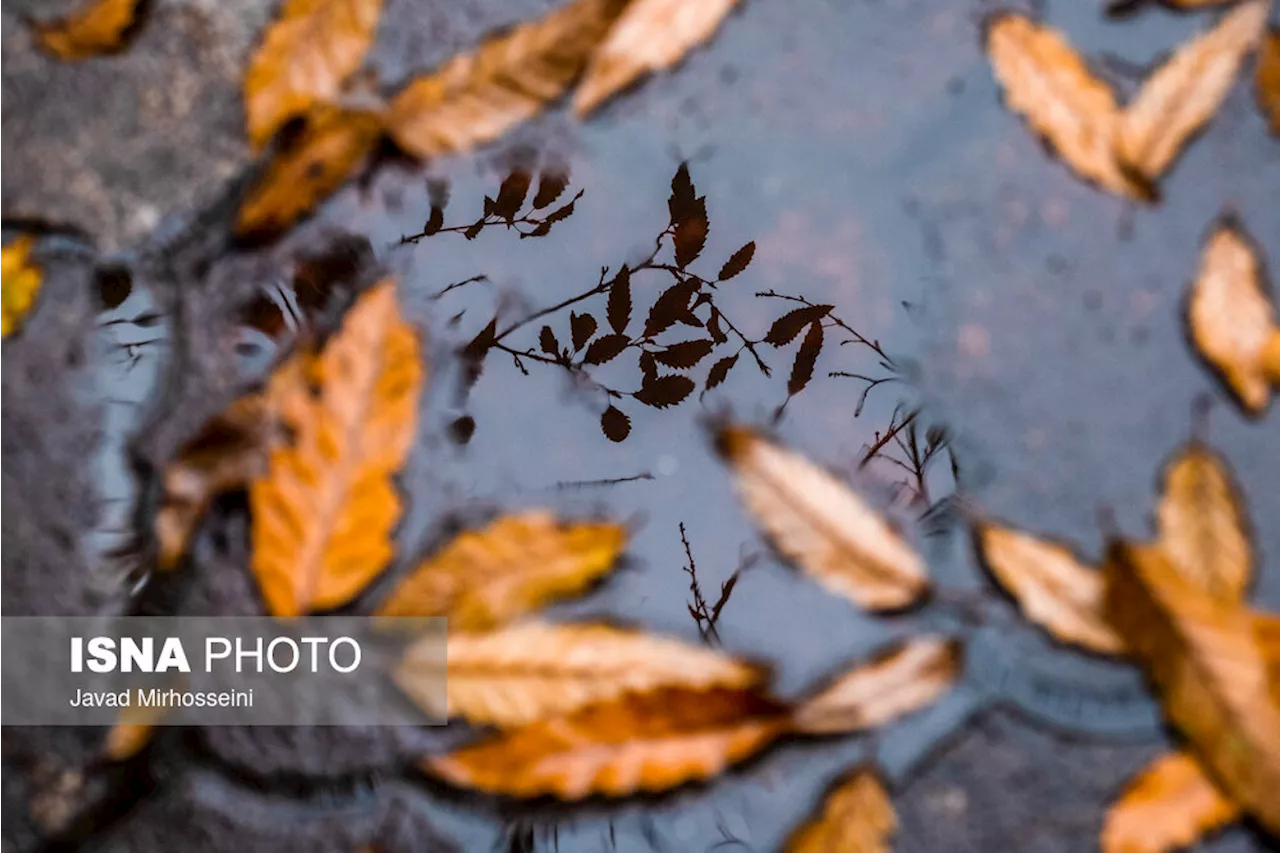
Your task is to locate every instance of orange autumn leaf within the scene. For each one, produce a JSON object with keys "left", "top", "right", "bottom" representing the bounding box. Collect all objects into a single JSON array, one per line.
[
  {"left": 785, "top": 768, "right": 897, "bottom": 853},
  {"left": 1102, "top": 751, "right": 1240, "bottom": 853},
  {"left": 385, "top": 0, "right": 626, "bottom": 159},
  {"left": 377, "top": 511, "right": 625, "bottom": 629},
  {"left": 243, "top": 0, "right": 383, "bottom": 149},
  {"left": 2, "top": 236, "right": 43, "bottom": 338},
  {"left": 425, "top": 686, "right": 788, "bottom": 799},
  {"left": 32, "top": 0, "right": 140, "bottom": 61},
  {"left": 250, "top": 279, "right": 423, "bottom": 616},
  {"left": 1258, "top": 29, "right": 1280, "bottom": 135},
  {"left": 237, "top": 106, "right": 383, "bottom": 237},
  {"left": 573, "top": 0, "right": 742, "bottom": 115},
  {"left": 103, "top": 723, "right": 155, "bottom": 761}
]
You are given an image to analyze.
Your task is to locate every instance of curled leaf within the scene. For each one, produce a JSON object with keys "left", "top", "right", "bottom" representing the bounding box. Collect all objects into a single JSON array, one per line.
[
  {"left": 2, "top": 237, "right": 43, "bottom": 338},
  {"left": 786, "top": 769, "right": 897, "bottom": 853},
  {"left": 1101, "top": 751, "right": 1240, "bottom": 853},
  {"left": 32, "top": 0, "right": 141, "bottom": 60}
]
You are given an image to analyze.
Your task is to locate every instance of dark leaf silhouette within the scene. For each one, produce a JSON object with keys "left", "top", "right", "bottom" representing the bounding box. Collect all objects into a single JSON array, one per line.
[
  {"left": 634, "top": 374, "right": 695, "bottom": 408},
  {"left": 655, "top": 339, "right": 714, "bottom": 368},
  {"left": 533, "top": 170, "right": 571, "bottom": 208},
  {"left": 424, "top": 205, "right": 445, "bottom": 236},
  {"left": 585, "top": 333, "right": 630, "bottom": 364},
  {"left": 607, "top": 265, "right": 632, "bottom": 333},
  {"left": 96, "top": 265, "right": 132, "bottom": 310},
  {"left": 464, "top": 318, "right": 499, "bottom": 360},
  {"left": 718, "top": 242, "right": 755, "bottom": 281},
  {"left": 570, "top": 312, "right": 597, "bottom": 351},
  {"left": 673, "top": 197, "right": 709, "bottom": 268},
  {"left": 546, "top": 191, "right": 583, "bottom": 224},
  {"left": 677, "top": 307, "right": 705, "bottom": 328},
  {"left": 464, "top": 219, "right": 486, "bottom": 240},
  {"left": 765, "top": 305, "right": 831, "bottom": 345},
  {"left": 707, "top": 309, "right": 727, "bottom": 344},
  {"left": 669, "top": 163, "right": 698, "bottom": 226},
  {"left": 448, "top": 415, "right": 476, "bottom": 445},
  {"left": 645, "top": 280, "right": 698, "bottom": 338},
  {"left": 493, "top": 172, "right": 531, "bottom": 222},
  {"left": 601, "top": 405, "right": 631, "bottom": 442},
  {"left": 788, "top": 321, "right": 824, "bottom": 396},
  {"left": 705, "top": 354, "right": 738, "bottom": 390},
  {"left": 639, "top": 349, "right": 658, "bottom": 379},
  {"left": 523, "top": 220, "right": 553, "bottom": 238},
  {"left": 540, "top": 325, "right": 560, "bottom": 356}
]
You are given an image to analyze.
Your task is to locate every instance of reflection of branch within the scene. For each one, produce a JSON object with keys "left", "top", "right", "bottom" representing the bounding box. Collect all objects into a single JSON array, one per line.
[
  {"left": 860, "top": 407, "right": 917, "bottom": 467},
  {"left": 858, "top": 406, "right": 952, "bottom": 510},
  {"left": 679, "top": 524, "right": 750, "bottom": 646}
]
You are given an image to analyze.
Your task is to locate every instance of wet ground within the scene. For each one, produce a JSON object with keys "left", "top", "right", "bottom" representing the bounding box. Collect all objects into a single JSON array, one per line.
[{"left": 3, "top": 0, "right": 1279, "bottom": 850}]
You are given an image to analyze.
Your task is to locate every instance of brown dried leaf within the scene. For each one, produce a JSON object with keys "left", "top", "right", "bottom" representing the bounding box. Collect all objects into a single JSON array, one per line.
[
  {"left": 2, "top": 236, "right": 43, "bottom": 338},
  {"left": 975, "top": 523, "right": 1123, "bottom": 654},
  {"left": 425, "top": 686, "right": 788, "bottom": 799},
  {"left": 654, "top": 338, "right": 714, "bottom": 368},
  {"left": 785, "top": 769, "right": 897, "bottom": 853},
  {"left": 243, "top": 0, "right": 383, "bottom": 149},
  {"left": 32, "top": 0, "right": 140, "bottom": 60},
  {"left": 1118, "top": 0, "right": 1269, "bottom": 183},
  {"left": 984, "top": 13, "right": 1152, "bottom": 201},
  {"left": 237, "top": 106, "right": 383, "bottom": 237},
  {"left": 573, "top": 0, "right": 742, "bottom": 115},
  {"left": 584, "top": 332, "right": 630, "bottom": 364},
  {"left": 607, "top": 265, "right": 632, "bottom": 333},
  {"left": 717, "top": 426, "right": 928, "bottom": 611},
  {"left": 378, "top": 512, "right": 626, "bottom": 629},
  {"left": 1101, "top": 751, "right": 1240, "bottom": 853},
  {"left": 765, "top": 305, "right": 831, "bottom": 346},
  {"left": 250, "top": 280, "right": 423, "bottom": 616},
  {"left": 396, "top": 621, "right": 763, "bottom": 727},
  {"left": 791, "top": 636, "right": 960, "bottom": 735},
  {"left": 718, "top": 242, "right": 755, "bottom": 281},
  {"left": 386, "top": 0, "right": 626, "bottom": 159},
  {"left": 1258, "top": 30, "right": 1280, "bottom": 135},
  {"left": 787, "top": 321, "right": 823, "bottom": 396}
]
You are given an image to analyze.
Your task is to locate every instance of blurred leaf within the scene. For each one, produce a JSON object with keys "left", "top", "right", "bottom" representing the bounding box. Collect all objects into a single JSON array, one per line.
[
  {"left": 787, "top": 321, "right": 823, "bottom": 396},
  {"left": 600, "top": 405, "right": 631, "bottom": 441},
  {"left": 243, "top": 0, "right": 384, "bottom": 149},
  {"left": 654, "top": 338, "right": 713, "bottom": 368},
  {"left": 717, "top": 426, "right": 928, "bottom": 611},
  {"left": 386, "top": 0, "right": 626, "bottom": 158},
  {"left": 705, "top": 354, "right": 738, "bottom": 390},
  {"left": 785, "top": 768, "right": 897, "bottom": 853},
  {"left": 32, "top": 0, "right": 140, "bottom": 60},
  {"left": 1258, "top": 29, "right": 1280, "bottom": 135},
  {"left": 607, "top": 265, "right": 632, "bottom": 333},
  {"left": 644, "top": 280, "right": 698, "bottom": 338},
  {"left": 250, "top": 280, "right": 423, "bottom": 616},
  {"left": 570, "top": 312, "right": 598, "bottom": 351},
  {"left": 584, "top": 333, "right": 629, "bottom": 364},
  {"left": 1101, "top": 751, "right": 1240, "bottom": 853},
  {"left": 448, "top": 414, "right": 476, "bottom": 445},
  {"left": 633, "top": 373, "right": 694, "bottom": 408},
  {"left": 463, "top": 317, "right": 499, "bottom": 361},
  {"left": 533, "top": 170, "right": 571, "bottom": 208},
  {"left": 673, "top": 196, "right": 709, "bottom": 268},
  {"left": 718, "top": 241, "right": 755, "bottom": 281},
  {"left": 765, "top": 305, "right": 831, "bottom": 346},
  {"left": 378, "top": 511, "right": 626, "bottom": 629},
  {"left": 572, "top": 0, "right": 743, "bottom": 114},
  {"left": 2, "top": 237, "right": 43, "bottom": 338}
]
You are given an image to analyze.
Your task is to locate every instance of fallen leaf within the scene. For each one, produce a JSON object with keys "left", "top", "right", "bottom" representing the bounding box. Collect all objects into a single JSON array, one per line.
[
  {"left": 1258, "top": 29, "right": 1280, "bottom": 134},
  {"left": 572, "top": 0, "right": 742, "bottom": 115},
  {"left": 717, "top": 426, "right": 928, "bottom": 611},
  {"left": 785, "top": 768, "right": 897, "bottom": 853},
  {"left": 425, "top": 686, "right": 788, "bottom": 799},
  {"left": 386, "top": 0, "right": 626, "bottom": 159},
  {"left": 975, "top": 523, "right": 1123, "bottom": 654},
  {"left": 237, "top": 106, "right": 384, "bottom": 236},
  {"left": 791, "top": 636, "right": 960, "bottom": 735},
  {"left": 243, "top": 0, "right": 383, "bottom": 149},
  {"left": 1117, "top": 0, "right": 1270, "bottom": 184},
  {"left": 250, "top": 280, "right": 423, "bottom": 616},
  {"left": 396, "top": 621, "right": 763, "bottom": 727},
  {"left": 1185, "top": 216, "right": 1280, "bottom": 416},
  {"left": 377, "top": 512, "right": 626, "bottom": 629},
  {"left": 1101, "top": 751, "right": 1240, "bottom": 853},
  {"left": 32, "top": 0, "right": 140, "bottom": 60},
  {"left": 1103, "top": 541, "right": 1280, "bottom": 834},
  {"left": 2, "top": 237, "right": 43, "bottom": 338},
  {"left": 103, "top": 722, "right": 155, "bottom": 761},
  {"left": 984, "top": 13, "right": 1152, "bottom": 201}
]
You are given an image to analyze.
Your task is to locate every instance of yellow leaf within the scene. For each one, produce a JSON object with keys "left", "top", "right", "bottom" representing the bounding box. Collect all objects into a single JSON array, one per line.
[
  {"left": 1185, "top": 216, "right": 1280, "bottom": 416},
  {"left": 1102, "top": 751, "right": 1240, "bottom": 853},
  {"left": 1103, "top": 541, "right": 1280, "bottom": 834},
  {"left": 1155, "top": 442, "right": 1253, "bottom": 603},
  {"left": 377, "top": 511, "right": 625, "bottom": 629},
  {"left": 1117, "top": 0, "right": 1270, "bottom": 183},
  {"left": 250, "top": 279, "right": 423, "bottom": 616},
  {"left": 2, "top": 237, "right": 43, "bottom": 338},
  {"left": 32, "top": 0, "right": 140, "bottom": 61},
  {"left": 975, "top": 523, "right": 1124, "bottom": 654},
  {"left": 385, "top": 0, "right": 626, "bottom": 159},
  {"left": 791, "top": 636, "right": 960, "bottom": 735},
  {"left": 243, "top": 0, "right": 383, "bottom": 149},
  {"left": 1258, "top": 29, "right": 1280, "bottom": 135},
  {"left": 572, "top": 0, "right": 742, "bottom": 115},
  {"left": 395, "top": 621, "right": 763, "bottom": 727},
  {"left": 237, "top": 106, "right": 383, "bottom": 237},
  {"left": 983, "top": 13, "right": 1153, "bottom": 201},
  {"left": 425, "top": 686, "right": 788, "bottom": 799},
  {"left": 717, "top": 426, "right": 928, "bottom": 612},
  {"left": 785, "top": 768, "right": 897, "bottom": 853}
]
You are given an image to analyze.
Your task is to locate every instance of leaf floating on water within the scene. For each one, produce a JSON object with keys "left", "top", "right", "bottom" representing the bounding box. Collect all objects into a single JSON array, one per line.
[
  {"left": 1101, "top": 751, "right": 1240, "bottom": 853},
  {"left": 717, "top": 426, "right": 928, "bottom": 611},
  {"left": 1117, "top": 0, "right": 1270, "bottom": 185},
  {"left": 378, "top": 512, "right": 626, "bottom": 629},
  {"left": 785, "top": 768, "right": 897, "bottom": 853},
  {"left": 251, "top": 280, "right": 423, "bottom": 616},
  {"left": 975, "top": 523, "right": 1123, "bottom": 654},
  {"left": 1185, "top": 216, "right": 1280, "bottom": 416},
  {"left": 572, "top": 0, "right": 743, "bottom": 115},
  {"left": 386, "top": 0, "right": 627, "bottom": 159},
  {"left": 31, "top": 0, "right": 140, "bottom": 60},
  {"left": 243, "top": 0, "right": 383, "bottom": 149},
  {"left": 425, "top": 686, "right": 788, "bottom": 799},
  {"left": 600, "top": 405, "right": 631, "bottom": 442},
  {"left": 2, "top": 237, "right": 43, "bottom": 338},
  {"left": 791, "top": 636, "right": 960, "bottom": 735},
  {"left": 1258, "top": 29, "right": 1280, "bottom": 135},
  {"left": 237, "top": 106, "right": 384, "bottom": 237},
  {"left": 984, "top": 13, "right": 1152, "bottom": 201},
  {"left": 396, "top": 621, "right": 763, "bottom": 727}
]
